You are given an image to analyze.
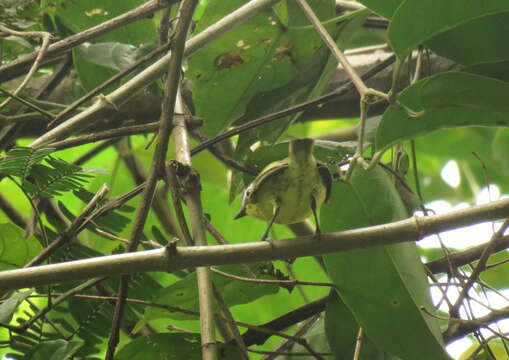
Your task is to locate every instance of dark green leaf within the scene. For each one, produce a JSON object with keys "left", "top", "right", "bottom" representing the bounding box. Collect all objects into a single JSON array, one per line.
[
  {"left": 25, "top": 339, "right": 83, "bottom": 360},
  {"left": 388, "top": 0, "right": 509, "bottom": 59},
  {"left": 0, "top": 290, "right": 32, "bottom": 323},
  {"left": 426, "top": 11, "right": 509, "bottom": 66},
  {"left": 325, "top": 291, "right": 396, "bottom": 359},
  {"left": 376, "top": 72, "right": 509, "bottom": 151},
  {"left": 357, "top": 0, "right": 402, "bottom": 19},
  {"left": 321, "top": 166, "right": 448, "bottom": 360},
  {"left": 236, "top": 7, "right": 366, "bottom": 154}
]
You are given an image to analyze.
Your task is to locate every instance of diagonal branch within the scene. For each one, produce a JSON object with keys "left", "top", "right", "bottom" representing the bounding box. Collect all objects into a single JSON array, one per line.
[
  {"left": 105, "top": 1, "right": 198, "bottom": 358},
  {"left": 0, "top": 0, "right": 172, "bottom": 81},
  {"left": 29, "top": 0, "right": 283, "bottom": 147}
]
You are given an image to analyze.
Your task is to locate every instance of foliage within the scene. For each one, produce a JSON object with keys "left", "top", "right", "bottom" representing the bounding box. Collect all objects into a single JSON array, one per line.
[{"left": 0, "top": 0, "right": 509, "bottom": 359}]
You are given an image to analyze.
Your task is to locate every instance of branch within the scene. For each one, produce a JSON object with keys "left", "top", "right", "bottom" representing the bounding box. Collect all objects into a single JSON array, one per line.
[
  {"left": 425, "top": 234, "right": 509, "bottom": 274},
  {"left": 106, "top": 0, "right": 198, "bottom": 357},
  {"left": 0, "top": 0, "right": 171, "bottom": 81},
  {"left": 29, "top": 0, "right": 283, "bottom": 147},
  {"left": 443, "top": 305, "right": 509, "bottom": 343},
  {"left": 0, "top": 197, "right": 508, "bottom": 291}
]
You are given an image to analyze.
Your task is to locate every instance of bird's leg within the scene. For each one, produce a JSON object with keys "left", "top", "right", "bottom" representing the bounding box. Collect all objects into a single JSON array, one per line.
[
  {"left": 261, "top": 205, "right": 280, "bottom": 241},
  {"left": 310, "top": 195, "right": 321, "bottom": 235}
]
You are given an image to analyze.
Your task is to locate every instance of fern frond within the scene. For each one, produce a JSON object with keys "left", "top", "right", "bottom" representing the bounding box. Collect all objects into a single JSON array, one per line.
[
  {"left": 25, "top": 158, "right": 93, "bottom": 198},
  {"left": 0, "top": 147, "right": 54, "bottom": 178}
]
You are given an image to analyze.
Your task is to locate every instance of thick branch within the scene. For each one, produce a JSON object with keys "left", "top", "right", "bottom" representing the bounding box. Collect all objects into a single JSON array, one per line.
[
  {"left": 29, "top": 0, "right": 282, "bottom": 147},
  {"left": 0, "top": 197, "right": 508, "bottom": 291}
]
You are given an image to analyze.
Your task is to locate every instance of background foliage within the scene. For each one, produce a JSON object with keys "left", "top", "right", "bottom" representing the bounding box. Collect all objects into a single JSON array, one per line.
[{"left": 1, "top": 0, "right": 509, "bottom": 359}]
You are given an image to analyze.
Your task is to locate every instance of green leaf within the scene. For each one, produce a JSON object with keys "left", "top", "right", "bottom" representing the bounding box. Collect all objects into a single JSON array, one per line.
[
  {"left": 357, "top": 0, "right": 402, "bottom": 19},
  {"left": 478, "top": 251, "right": 509, "bottom": 289},
  {"left": 116, "top": 334, "right": 202, "bottom": 360},
  {"left": 426, "top": 11, "right": 509, "bottom": 66},
  {"left": 464, "top": 60, "right": 509, "bottom": 83},
  {"left": 116, "top": 333, "right": 242, "bottom": 360},
  {"left": 144, "top": 264, "right": 279, "bottom": 322},
  {"left": 188, "top": 0, "right": 337, "bottom": 138},
  {"left": 25, "top": 339, "right": 83, "bottom": 360},
  {"left": 0, "top": 223, "right": 42, "bottom": 270},
  {"left": 325, "top": 291, "right": 395, "bottom": 360},
  {"left": 0, "top": 290, "right": 32, "bottom": 323},
  {"left": 321, "top": 166, "right": 449, "bottom": 360},
  {"left": 235, "top": 6, "right": 365, "bottom": 154},
  {"left": 388, "top": 0, "right": 509, "bottom": 59},
  {"left": 188, "top": 1, "right": 294, "bottom": 137},
  {"left": 26, "top": 157, "right": 93, "bottom": 198},
  {"left": 376, "top": 72, "right": 509, "bottom": 151},
  {"left": 52, "top": 0, "right": 155, "bottom": 92},
  {"left": 458, "top": 339, "right": 509, "bottom": 360},
  {"left": 0, "top": 147, "right": 54, "bottom": 179}
]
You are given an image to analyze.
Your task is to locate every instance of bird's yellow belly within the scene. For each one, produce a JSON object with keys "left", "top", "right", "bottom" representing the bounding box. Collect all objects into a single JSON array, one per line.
[{"left": 245, "top": 170, "right": 327, "bottom": 224}]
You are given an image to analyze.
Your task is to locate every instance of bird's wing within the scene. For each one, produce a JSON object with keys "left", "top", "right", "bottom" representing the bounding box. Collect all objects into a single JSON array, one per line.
[
  {"left": 318, "top": 162, "right": 333, "bottom": 203},
  {"left": 250, "top": 159, "right": 289, "bottom": 194}
]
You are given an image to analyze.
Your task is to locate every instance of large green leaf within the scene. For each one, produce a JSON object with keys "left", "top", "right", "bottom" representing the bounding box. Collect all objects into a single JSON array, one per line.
[
  {"left": 188, "top": 0, "right": 337, "bottom": 138},
  {"left": 235, "top": 7, "right": 366, "bottom": 154},
  {"left": 0, "top": 223, "right": 42, "bottom": 270},
  {"left": 425, "top": 11, "right": 509, "bottom": 66},
  {"left": 188, "top": 0, "right": 293, "bottom": 137},
  {"left": 376, "top": 72, "right": 509, "bottom": 151},
  {"left": 464, "top": 60, "right": 509, "bottom": 83},
  {"left": 388, "top": 0, "right": 509, "bottom": 59},
  {"left": 49, "top": 0, "right": 155, "bottom": 92},
  {"left": 325, "top": 291, "right": 396, "bottom": 360},
  {"left": 321, "top": 166, "right": 449, "bottom": 360}
]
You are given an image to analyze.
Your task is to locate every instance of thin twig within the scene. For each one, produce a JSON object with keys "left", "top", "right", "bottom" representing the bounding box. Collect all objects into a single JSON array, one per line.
[
  {"left": 261, "top": 314, "right": 325, "bottom": 360},
  {"left": 0, "top": 25, "right": 54, "bottom": 110},
  {"left": 48, "top": 116, "right": 201, "bottom": 151},
  {"left": 210, "top": 267, "right": 334, "bottom": 287},
  {"left": 213, "top": 285, "right": 250, "bottom": 360},
  {"left": 353, "top": 328, "right": 364, "bottom": 360},
  {"left": 295, "top": 0, "right": 386, "bottom": 100},
  {"left": 451, "top": 220, "right": 509, "bottom": 316}
]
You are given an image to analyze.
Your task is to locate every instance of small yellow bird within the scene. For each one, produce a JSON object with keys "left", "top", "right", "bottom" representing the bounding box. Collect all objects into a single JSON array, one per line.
[{"left": 234, "top": 138, "right": 332, "bottom": 240}]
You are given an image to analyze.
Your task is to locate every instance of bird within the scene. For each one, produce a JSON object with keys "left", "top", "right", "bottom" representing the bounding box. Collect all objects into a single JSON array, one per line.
[{"left": 234, "top": 138, "right": 332, "bottom": 240}]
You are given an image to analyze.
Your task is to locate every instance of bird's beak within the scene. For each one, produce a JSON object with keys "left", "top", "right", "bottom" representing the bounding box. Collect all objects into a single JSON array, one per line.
[{"left": 233, "top": 207, "right": 247, "bottom": 220}]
